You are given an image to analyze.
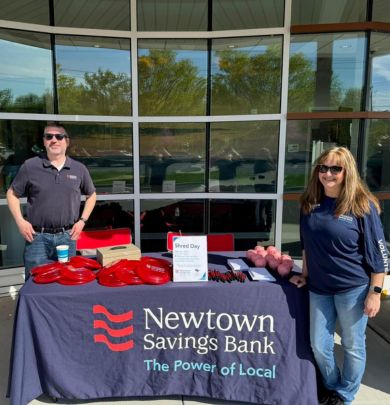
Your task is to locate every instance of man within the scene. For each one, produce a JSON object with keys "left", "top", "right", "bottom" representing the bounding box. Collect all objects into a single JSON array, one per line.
[{"left": 6, "top": 122, "right": 96, "bottom": 279}]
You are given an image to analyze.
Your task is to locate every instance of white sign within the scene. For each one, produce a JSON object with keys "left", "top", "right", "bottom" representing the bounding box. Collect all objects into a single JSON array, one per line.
[
  {"left": 162, "top": 180, "right": 176, "bottom": 192},
  {"left": 173, "top": 235, "right": 208, "bottom": 282}
]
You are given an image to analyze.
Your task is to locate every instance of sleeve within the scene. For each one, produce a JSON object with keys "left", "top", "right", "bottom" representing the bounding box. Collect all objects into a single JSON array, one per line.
[
  {"left": 9, "top": 163, "right": 29, "bottom": 197},
  {"left": 80, "top": 165, "right": 96, "bottom": 196},
  {"left": 299, "top": 210, "right": 305, "bottom": 251},
  {"left": 361, "top": 203, "right": 389, "bottom": 274}
]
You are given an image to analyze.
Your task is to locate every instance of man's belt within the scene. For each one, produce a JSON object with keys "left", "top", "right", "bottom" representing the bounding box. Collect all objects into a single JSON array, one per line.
[{"left": 32, "top": 225, "right": 73, "bottom": 234}]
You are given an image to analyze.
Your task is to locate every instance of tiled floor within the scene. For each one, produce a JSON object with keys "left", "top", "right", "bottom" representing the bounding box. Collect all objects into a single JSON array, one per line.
[{"left": 1, "top": 295, "right": 389, "bottom": 405}]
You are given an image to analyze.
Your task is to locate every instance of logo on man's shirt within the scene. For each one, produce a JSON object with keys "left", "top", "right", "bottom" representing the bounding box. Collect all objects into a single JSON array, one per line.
[{"left": 67, "top": 174, "right": 77, "bottom": 180}]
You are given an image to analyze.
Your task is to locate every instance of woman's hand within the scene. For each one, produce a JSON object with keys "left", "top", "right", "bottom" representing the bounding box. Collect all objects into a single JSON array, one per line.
[
  {"left": 364, "top": 292, "right": 381, "bottom": 318},
  {"left": 289, "top": 274, "right": 307, "bottom": 288}
]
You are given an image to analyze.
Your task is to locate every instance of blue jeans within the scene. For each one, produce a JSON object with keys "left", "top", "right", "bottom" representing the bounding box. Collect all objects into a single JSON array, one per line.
[
  {"left": 24, "top": 231, "right": 76, "bottom": 279},
  {"left": 309, "top": 285, "right": 369, "bottom": 404}
]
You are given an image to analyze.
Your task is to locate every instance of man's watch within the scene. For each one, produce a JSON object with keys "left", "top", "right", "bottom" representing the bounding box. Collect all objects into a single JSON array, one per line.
[
  {"left": 369, "top": 285, "right": 382, "bottom": 294},
  {"left": 79, "top": 217, "right": 87, "bottom": 224}
]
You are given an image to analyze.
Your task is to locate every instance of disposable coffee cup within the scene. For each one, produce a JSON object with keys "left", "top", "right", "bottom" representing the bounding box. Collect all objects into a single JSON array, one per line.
[{"left": 56, "top": 245, "right": 69, "bottom": 263}]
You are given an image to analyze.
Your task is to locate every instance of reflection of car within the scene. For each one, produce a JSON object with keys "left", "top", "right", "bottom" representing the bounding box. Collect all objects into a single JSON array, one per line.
[{"left": 75, "top": 153, "right": 132, "bottom": 168}]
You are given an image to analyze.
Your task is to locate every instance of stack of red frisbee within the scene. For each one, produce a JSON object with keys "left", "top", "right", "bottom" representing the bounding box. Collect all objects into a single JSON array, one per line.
[
  {"left": 31, "top": 257, "right": 101, "bottom": 285},
  {"left": 97, "top": 259, "right": 144, "bottom": 287},
  {"left": 138, "top": 257, "right": 172, "bottom": 285}
]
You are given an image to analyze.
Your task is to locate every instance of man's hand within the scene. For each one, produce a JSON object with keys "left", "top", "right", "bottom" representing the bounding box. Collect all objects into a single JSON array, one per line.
[
  {"left": 16, "top": 219, "right": 36, "bottom": 242},
  {"left": 289, "top": 274, "right": 307, "bottom": 288},
  {"left": 364, "top": 291, "right": 381, "bottom": 318},
  {"left": 70, "top": 220, "right": 85, "bottom": 240}
]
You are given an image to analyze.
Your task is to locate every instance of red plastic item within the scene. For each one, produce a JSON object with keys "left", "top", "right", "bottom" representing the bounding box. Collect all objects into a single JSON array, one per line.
[
  {"left": 33, "top": 269, "right": 62, "bottom": 284},
  {"left": 76, "top": 228, "right": 132, "bottom": 250},
  {"left": 60, "top": 266, "right": 96, "bottom": 282},
  {"left": 115, "top": 267, "right": 144, "bottom": 285},
  {"left": 98, "top": 259, "right": 128, "bottom": 277},
  {"left": 98, "top": 272, "right": 128, "bottom": 287},
  {"left": 30, "top": 262, "right": 63, "bottom": 276},
  {"left": 137, "top": 257, "right": 172, "bottom": 285},
  {"left": 69, "top": 256, "right": 101, "bottom": 270}
]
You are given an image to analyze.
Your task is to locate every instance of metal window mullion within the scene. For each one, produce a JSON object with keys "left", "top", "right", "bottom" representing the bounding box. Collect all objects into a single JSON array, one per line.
[
  {"left": 130, "top": 0, "right": 141, "bottom": 247},
  {"left": 274, "top": 0, "right": 292, "bottom": 250}
]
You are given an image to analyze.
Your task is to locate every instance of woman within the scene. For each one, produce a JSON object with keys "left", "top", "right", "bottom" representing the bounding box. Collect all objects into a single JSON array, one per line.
[{"left": 290, "top": 147, "right": 388, "bottom": 405}]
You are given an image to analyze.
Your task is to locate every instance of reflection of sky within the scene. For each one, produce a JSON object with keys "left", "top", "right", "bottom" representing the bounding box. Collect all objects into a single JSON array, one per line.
[
  {"left": 0, "top": 39, "right": 53, "bottom": 98},
  {"left": 138, "top": 48, "right": 207, "bottom": 77},
  {"left": 56, "top": 45, "right": 131, "bottom": 84},
  {"left": 371, "top": 55, "right": 390, "bottom": 111},
  {"left": 290, "top": 37, "right": 366, "bottom": 91}
]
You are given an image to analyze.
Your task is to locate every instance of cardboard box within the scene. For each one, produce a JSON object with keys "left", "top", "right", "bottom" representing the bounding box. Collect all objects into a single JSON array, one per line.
[{"left": 96, "top": 244, "right": 141, "bottom": 266}]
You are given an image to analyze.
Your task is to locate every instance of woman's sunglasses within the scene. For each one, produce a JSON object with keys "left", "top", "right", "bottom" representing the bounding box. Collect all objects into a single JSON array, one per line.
[
  {"left": 318, "top": 164, "right": 343, "bottom": 174},
  {"left": 43, "top": 133, "right": 68, "bottom": 141}
]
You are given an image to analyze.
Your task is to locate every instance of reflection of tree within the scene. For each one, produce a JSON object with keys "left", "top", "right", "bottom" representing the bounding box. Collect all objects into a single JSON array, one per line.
[
  {"left": 0, "top": 89, "right": 12, "bottom": 110},
  {"left": 0, "top": 89, "right": 51, "bottom": 113},
  {"left": 138, "top": 50, "right": 206, "bottom": 115},
  {"left": 288, "top": 52, "right": 316, "bottom": 112},
  {"left": 213, "top": 45, "right": 283, "bottom": 114},
  {"left": 57, "top": 67, "right": 131, "bottom": 115}
]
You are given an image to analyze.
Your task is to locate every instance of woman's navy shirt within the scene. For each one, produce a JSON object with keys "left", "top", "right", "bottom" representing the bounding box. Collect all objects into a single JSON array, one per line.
[{"left": 300, "top": 196, "right": 388, "bottom": 294}]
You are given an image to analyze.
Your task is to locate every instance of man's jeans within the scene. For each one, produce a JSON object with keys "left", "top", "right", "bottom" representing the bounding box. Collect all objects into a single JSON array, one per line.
[
  {"left": 309, "top": 285, "right": 369, "bottom": 404},
  {"left": 24, "top": 231, "right": 76, "bottom": 279}
]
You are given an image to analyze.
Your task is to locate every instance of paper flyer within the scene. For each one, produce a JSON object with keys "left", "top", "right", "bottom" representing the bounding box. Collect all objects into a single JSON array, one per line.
[{"left": 173, "top": 235, "right": 208, "bottom": 282}]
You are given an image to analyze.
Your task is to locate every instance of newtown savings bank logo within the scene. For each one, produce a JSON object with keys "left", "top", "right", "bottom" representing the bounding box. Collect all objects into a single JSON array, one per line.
[
  {"left": 92, "top": 305, "right": 277, "bottom": 356},
  {"left": 93, "top": 305, "right": 135, "bottom": 352}
]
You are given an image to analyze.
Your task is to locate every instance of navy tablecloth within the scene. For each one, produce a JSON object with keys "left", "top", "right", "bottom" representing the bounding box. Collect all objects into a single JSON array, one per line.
[{"left": 7, "top": 253, "right": 317, "bottom": 405}]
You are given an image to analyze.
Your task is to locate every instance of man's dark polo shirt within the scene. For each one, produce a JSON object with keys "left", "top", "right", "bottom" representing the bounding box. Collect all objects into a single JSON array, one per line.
[{"left": 11, "top": 154, "right": 95, "bottom": 228}]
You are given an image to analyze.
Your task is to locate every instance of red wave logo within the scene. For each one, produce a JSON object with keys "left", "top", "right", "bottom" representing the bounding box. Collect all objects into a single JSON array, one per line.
[{"left": 93, "top": 305, "right": 134, "bottom": 351}]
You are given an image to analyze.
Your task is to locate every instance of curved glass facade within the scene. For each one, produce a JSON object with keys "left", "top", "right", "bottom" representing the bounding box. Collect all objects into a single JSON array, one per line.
[{"left": 0, "top": 0, "right": 389, "bottom": 271}]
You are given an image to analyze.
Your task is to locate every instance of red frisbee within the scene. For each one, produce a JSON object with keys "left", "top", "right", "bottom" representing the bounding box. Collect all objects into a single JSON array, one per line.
[
  {"left": 57, "top": 278, "right": 94, "bottom": 285},
  {"left": 61, "top": 266, "right": 96, "bottom": 282},
  {"left": 69, "top": 256, "right": 101, "bottom": 270},
  {"left": 137, "top": 257, "right": 172, "bottom": 285},
  {"left": 98, "top": 259, "right": 127, "bottom": 277},
  {"left": 33, "top": 269, "right": 62, "bottom": 284},
  {"left": 30, "top": 262, "right": 63, "bottom": 276},
  {"left": 115, "top": 267, "right": 144, "bottom": 285},
  {"left": 98, "top": 272, "right": 128, "bottom": 287}
]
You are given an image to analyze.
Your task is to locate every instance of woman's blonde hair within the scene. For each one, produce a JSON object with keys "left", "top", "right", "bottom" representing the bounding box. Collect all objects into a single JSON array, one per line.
[{"left": 300, "top": 146, "right": 380, "bottom": 217}]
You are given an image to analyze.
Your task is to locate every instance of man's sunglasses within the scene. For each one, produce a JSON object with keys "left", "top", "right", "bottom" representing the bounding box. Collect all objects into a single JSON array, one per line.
[
  {"left": 43, "top": 133, "right": 68, "bottom": 141},
  {"left": 318, "top": 164, "right": 343, "bottom": 174}
]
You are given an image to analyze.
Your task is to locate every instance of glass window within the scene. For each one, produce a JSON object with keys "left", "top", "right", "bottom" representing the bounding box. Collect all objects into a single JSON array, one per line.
[
  {"left": 0, "top": 29, "right": 53, "bottom": 114},
  {"left": 55, "top": 36, "right": 131, "bottom": 116},
  {"left": 1, "top": 0, "right": 49, "bottom": 25},
  {"left": 140, "top": 199, "right": 205, "bottom": 252},
  {"left": 210, "top": 121, "right": 279, "bottom": 193},
  {"left": 213, "top": 0, "right": 284, "bottom": 30},
  {"left": 0, "top": 204, "right": 26, "bottom": 269},
  {"left": 289, "top": 33, "right": 366, "bottom": 113},
  {"left": 209, "top": 199, "right": 276, "bottom": 249},
  {"left": 291, "top": 0, "right": 366, "bottom": 24},
  {"left": 364, "top": 119, "right": 390, "bottom": 193},
  {"left": 138, "top": 39, "right": 207, "bottom": 116},
  {"left": 64, "top": 122, "right": 133, "bottom": 194},
  {"left": 54, "top": 0, "right": 130, "bottom": 30},
  {"left": 281, "top": 199, "right": 301, "bottom": 258},
  {"left": 140, "top": 123, "right": 205, "bottom": 193},
  {"left": 137, "top": 0, "right": 208, "bottom": 31},
  {"left": 211, "top": 36, "right": 283, "bottom": 115},
  {"left": 368, "top": 33, "right": 390, "bottom": 112},
  {"left": 0, "top": 120, "right": 46, "bottom": 197},
  {"left": 81, "top": 200, "right": 134, "bottom": 234},
  {"left": 285, "top": 119, "right": 360, "bottom": 191},
  {"left": 372, "top": 0, "right": 390, "bottom": 23}
]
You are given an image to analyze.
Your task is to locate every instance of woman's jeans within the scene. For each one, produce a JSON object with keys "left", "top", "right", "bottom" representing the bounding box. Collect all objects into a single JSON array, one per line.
[
  {"left": 24, "top": 231, "right": 76, "bottom": 279},
  {"left": 309, "top": 285, "right": 369, "bottom": 404}
]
